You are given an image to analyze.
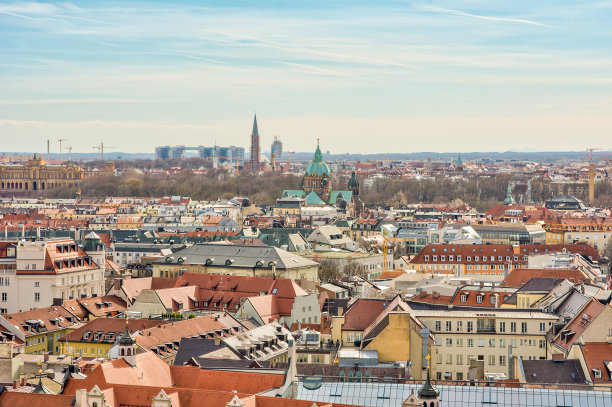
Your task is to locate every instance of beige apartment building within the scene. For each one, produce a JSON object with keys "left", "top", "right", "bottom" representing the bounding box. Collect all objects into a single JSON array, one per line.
[
  {"left": 414, "top": 308, "right": 558, "bottom": 381},
  {"left": 13, "top": 238, "right": 105, "bottom": 312}
]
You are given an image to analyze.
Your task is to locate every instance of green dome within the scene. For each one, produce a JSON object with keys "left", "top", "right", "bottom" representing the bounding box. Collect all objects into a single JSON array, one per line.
[{"left": 305, "top": 142, "right": 331, "bottom": 177}]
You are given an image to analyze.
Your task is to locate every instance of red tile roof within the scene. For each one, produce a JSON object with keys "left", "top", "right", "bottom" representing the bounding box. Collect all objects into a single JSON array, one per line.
[
  {"left": 60, "top": 318, "right": 166, "bottom": 343},
  {"left": 136, "top": 313, "right": 242, "bottom": 357},
  {"left": 501, "top": 268, "right": 589, "bottom": 287},
  {"left": 2, "top": 305, "right": 81, "bottom": 337},
  {"left": 409, "top": 292, "right": 453, "bottom": 306},
  {"left": 581, "top": 342, "right": 612, "bottom": 382},
  {"left": 552, "top": 299, "right": 606, "bottom": 351},
  {"left": 341, "top": 299, "right": 388, "bottom": 331},
  {"left": 0, "top": 392, "right": 74, "bottom": 407},
  {"left": 376, "top": 270, "right": 407, "bottom": 280}
]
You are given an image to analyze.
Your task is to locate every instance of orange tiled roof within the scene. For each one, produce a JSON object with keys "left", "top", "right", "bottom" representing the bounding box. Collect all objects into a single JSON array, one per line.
[
  {"left": 0, "top": 392, "right": 74, "bottom": 407},
  {"left": 581, "top": 342, "right": 612, "bottom": 382},
  {"left": 501, "top": 268, "right": 589, "bottom": 287},
  {"left": 552, "top": 299, "right": 606, "bottom": 351},
  {"left": 61, "top": 317, "right": 165, "bottom": 343}
]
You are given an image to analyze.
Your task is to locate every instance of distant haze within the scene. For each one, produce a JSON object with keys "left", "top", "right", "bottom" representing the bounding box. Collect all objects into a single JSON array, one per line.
[{"left": 1, "top": 1, "right": 611, "bottom": 154}]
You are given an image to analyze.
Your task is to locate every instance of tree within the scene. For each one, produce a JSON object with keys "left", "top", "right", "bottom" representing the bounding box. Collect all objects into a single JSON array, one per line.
[
  {"left": 317, "top": 259, "right": 342, "bottom": 282},
  {"left": 604, "top": 236, "right": 612, "bottom": 260},
  {"left": 342, "top": 262, "right": 369, "bottom": 279}
]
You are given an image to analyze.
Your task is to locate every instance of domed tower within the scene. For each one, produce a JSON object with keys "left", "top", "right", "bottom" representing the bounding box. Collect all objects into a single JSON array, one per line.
[
  {"left": 303, "top": 139, "right": 332, "bottom": 202},
  {"left": 348, "top": 170, "right": 359, "bottom": 196}
]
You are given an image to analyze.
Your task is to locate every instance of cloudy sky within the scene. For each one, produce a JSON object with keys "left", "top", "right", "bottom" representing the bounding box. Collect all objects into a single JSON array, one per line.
[{"left": 1, "top": 0, "right": 611, "bottom": 155}]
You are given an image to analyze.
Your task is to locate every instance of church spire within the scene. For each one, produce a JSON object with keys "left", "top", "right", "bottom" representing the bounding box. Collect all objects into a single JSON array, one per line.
[
  {"left": 313, "top": 138, "right": 322, "bottom": 162},
  {"left": 252, "top": 113, "right": 259, "bottom": 136}
]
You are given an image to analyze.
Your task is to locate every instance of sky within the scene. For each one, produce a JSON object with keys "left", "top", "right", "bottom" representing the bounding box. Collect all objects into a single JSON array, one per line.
[{"left": 1, "top": 0, "right": 612, "bottom": 155}]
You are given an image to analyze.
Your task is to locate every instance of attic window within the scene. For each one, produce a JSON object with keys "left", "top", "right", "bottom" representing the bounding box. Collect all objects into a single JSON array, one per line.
[
  {"left": 255, "top": 261, "right": 263, "bottom": 267},
  {"left": 225, "top": 259, "right": 234, "bottom": 266},
  {"left": 205, "top": 258, "right": 214, "bottom": 265}
]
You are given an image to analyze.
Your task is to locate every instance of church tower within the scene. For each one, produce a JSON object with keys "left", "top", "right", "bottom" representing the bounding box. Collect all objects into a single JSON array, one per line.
[
  {"left": 348, "top": 170, "right": 359, "bottom": 196},
  {"left": 118, "top": 319, "right": 137, "bottom": 366},
  {"left": 403, "top": 355, "right": 441, "bottom": 407},
  {"left": 247, "top": 114, "right": 260, "bottom": 172},
  {"left": 302, "top": 140, "right": 332, "bottom": 202}
]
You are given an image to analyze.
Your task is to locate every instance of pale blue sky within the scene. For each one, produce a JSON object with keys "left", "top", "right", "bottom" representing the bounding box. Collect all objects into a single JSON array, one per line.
[{"left": 1, "top": 1, "right": 611, "bottom": 154}]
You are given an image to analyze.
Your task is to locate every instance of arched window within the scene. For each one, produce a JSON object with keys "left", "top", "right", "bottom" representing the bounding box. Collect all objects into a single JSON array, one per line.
[{"left": 120, "top": 348, "right": 124, "bottom": 356}]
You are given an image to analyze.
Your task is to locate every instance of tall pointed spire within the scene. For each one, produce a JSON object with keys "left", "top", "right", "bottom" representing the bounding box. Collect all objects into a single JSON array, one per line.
[
  {"left": 252, "top": 113, "right": 259, "bottom": 136},
  {"left": 247, "top": 113, "right": 261, "bottom": 172}
]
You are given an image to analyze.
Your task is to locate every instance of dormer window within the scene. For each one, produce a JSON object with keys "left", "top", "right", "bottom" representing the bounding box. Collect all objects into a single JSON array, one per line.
[{"left": 476, "top": 295, "right": 484, "bottom": 304}]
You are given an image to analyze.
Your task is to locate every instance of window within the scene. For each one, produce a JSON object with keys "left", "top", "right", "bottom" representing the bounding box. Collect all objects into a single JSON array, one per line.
[
  {"left": 539, "top": 322, "right": 546, "bottom": 332},
  {"left": 467, "top": 256, "right": 471, "bottom": 261},
  {"left": 456, "top": 338, "right": 463, "bottom": 347},
  {"left": 425, "top": 255, "right": 429, "bottom": 261},
  {"left": 449, "top": 255, "right": 454, "bottom": 261},
  {"left": 478, "top": 338, "right": 484, "bottom": 347},
  {"left": 435, "top": 321, "right": 441, "bottom": 331},
  {"left": 467, "top": 321, "right": 473, "bottom": 333},
  {"left": 499, "top": 339, "right": 506, "bottom": 348},
  {"left": 446, "top": 338, "right": 452, "bottom": 346},
  {"left": 436, "top": 354, "right": 442, "bottom": 364},
  {"left": 432, "top": 255, "right": 437, "bottom": 261},
  {"left": 510, "top": 322, "right": 517, "bottom": 333},
  {"left": 456, "top": 372, "right": 464, "bottom": 381},
  {"left": 467, "top": 338, "right": 474, "bottom": 347},
  {"left": 539, "top": 340, "right": 546, "bottom": 348},
  {"left": 460, "top": 294, "right": 467, "bottom": 303},
  {"left": 446, "top": 321, "right": 452, "bottom": 332},
  {"left": 489, "top": 355, "right": 495, "bottom": 366},
  {"left": 34, "top": 292, "right": 40, "bottom": 302},
  {"left": 441, "top": 255, "right": 446, "bottom": 261},
  {"left": 34, "top": 281, "right": 40, "bottom": 287},
  {"left": 457, "top": 321, "right": 463, "bottom": 331},
  {"left": 499, "top": 355, "right": 507, "bottom": 366},
  {"left": 446, "top": 354, "right": 452, "bottom": 364},
  {"left": 499, "top": 321, "right": 506, "bottom": 333},
  {"left": 1, "top": 293, "right": 6, "bottom": 302},
  {"left": 457, "top": 255, "right": 462, "bottom": 261},
  {"left": 490, "top": 295, "right": 497, "bottom": 305},
  {"left": 457, "top": 354, "right": 463, "bottom": 365},
  {"left": 521, "top": 322, "right": 527, "bottom": 334},
  {"left": 476, "top": 295, "right": 483, "bottom": 304},
  {"left": 489, "top": 338, "right": 495, "bottom": 347}
]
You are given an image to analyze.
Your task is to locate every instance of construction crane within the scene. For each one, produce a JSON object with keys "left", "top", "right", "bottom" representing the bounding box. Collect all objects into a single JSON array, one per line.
[
  {"left": 586, "top": 148, "right": 602, "bottom": 161},
  {"left": 381, "top": 227, "right": 416, "bottom": 272},
  {"left": 66, "top": 146, "right": 73, "bottom": 162},
  {"left": 93, "top": 142, "right": 115, "bottom": 161},
  {"left": 58, "top": 138, "right": 68, "bottom": 161},
  {"left": 586, "top": 148, "right": 603, "bottom": 203},
  {"left": 587, "top": 151, "right": 612, "bottom": 203}
]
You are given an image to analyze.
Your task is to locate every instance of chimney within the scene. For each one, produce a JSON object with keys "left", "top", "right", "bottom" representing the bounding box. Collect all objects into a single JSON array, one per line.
[{"left": 214, "top": 336, "right": 221, "bottom": 346}]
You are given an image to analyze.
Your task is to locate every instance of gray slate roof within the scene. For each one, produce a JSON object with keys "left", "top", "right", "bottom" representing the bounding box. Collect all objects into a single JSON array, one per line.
[{"left": 154, "top": 243, "right": 318, "bottom": 270}]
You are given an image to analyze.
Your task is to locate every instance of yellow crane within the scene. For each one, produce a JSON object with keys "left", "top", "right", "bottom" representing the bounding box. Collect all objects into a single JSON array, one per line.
[{"left": 381, "top": 228, "right": 416, "bottom": 272}]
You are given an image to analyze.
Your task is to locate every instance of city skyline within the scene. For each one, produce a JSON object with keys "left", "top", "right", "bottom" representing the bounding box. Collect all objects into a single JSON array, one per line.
[{"left": 1, "top": 0, "right": 612, "bottom": 154}]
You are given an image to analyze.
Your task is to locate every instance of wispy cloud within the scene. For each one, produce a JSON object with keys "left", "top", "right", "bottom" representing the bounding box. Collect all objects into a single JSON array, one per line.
[
  {"left": 419, "top": 4, "right": 550, "bottom": 27},
  {"left": 0, "top": 119, "right": 221, "bottom": 130}
]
